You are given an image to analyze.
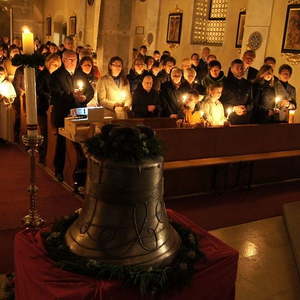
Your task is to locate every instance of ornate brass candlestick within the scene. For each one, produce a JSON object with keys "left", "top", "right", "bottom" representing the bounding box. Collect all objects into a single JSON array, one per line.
[{"left": 22, "top": 125, "right": 45, "bottom": 229}]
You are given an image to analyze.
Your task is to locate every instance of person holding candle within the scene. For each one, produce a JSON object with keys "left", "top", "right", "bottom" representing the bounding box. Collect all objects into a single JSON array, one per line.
[
  {"left": 0, "top": 66, "right": 16, "bottom": 143},
  {"left": 220, "top": 59, "right": 253, "bottom": 124},
  {"left": 74, "top": 57, "right": 95, "bottom": 98},
  {"left": 76, "top": 56, "right": 99, "bottom": 107},
  {"left": 252, "top": 64, "right": 277, "bottom": 123},
  {"left": 50, "top": 50, "right": 92, "bottom": 181},
  {"left": 273, "top": 64, "right": 297, "bottom": 122},
  {"left": 159, "top": 67, "right": 189, "bottom": 119},
  {"left": 98, "top": 56, "right": 131, "bottom": 119},
  {"left": 182, "top": 89, "right": 205, "bottom": 126},
  {"left": 201, "top": 82, "right": 227, "bottom": 127},
  {"left": 132, "top": 74, "right": 161, "bottom": 118}
]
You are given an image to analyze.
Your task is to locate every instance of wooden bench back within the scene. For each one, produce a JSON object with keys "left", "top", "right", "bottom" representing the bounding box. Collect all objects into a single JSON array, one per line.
[
  {"left": 110, "top": 118, "right": 177, "bottom": 129},
  {"left": 156, "top": 124, "right": 300, "bottom": 162}
]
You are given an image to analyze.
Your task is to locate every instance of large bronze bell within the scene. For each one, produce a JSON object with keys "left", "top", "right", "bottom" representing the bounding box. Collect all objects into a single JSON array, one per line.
[{"left": 65, "top": 152, "right": 181, "bottom": 267}]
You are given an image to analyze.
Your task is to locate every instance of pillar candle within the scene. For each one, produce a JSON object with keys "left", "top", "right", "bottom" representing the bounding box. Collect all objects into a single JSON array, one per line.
[
  {"left": 288, "top": 110, "right": 295, "bottom": 124},
  {"left": 22, "top": 28, "right": 34, "bottom": 55},
  {"left": 24, "top": 67, "right": 38, "bottom": 136}
]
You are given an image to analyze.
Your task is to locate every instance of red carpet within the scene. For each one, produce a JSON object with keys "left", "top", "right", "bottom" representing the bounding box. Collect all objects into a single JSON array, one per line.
[
  {"left": 0, "top": 143, "right": 82, "bottom": 273},
  {"left": 1, "top": 143, "right": 300, "bottom": 273}
]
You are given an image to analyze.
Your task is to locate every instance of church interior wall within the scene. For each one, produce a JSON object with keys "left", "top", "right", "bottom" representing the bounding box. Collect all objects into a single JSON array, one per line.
[
  {"left": 155, "top": 0, "right": 248, "bottom": 71},
  {"left": 43, "top": 0, "right": 87, "bottom": 47}
]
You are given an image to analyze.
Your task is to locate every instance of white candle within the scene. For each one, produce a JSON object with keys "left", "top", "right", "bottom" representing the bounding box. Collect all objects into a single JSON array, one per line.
[
  {"left": 22, "top": 27, "right": 34, "bottom": 55},
  {"left": 275, "top": 96, "right": 281, "bottom": 108},
  {"left": 0, "top": 85, "right": 7, "bottom": 96},
  {"left": 288, "top": 110, "right": 296, "bottom": 124},
  {"left": 227, "top": 107, "right": 233, "bottom": 119},
  {"left": 119, "top": 91, "right": 126, "bottom": 102},
  {"left": 77, "top": 80, "right": 84, "bottom": 91},
  {"left": 24, "top": 67, "right": 38, "bottom": 136}
]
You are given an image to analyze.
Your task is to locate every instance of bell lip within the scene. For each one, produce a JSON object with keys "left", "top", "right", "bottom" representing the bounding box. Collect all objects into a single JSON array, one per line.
[{"left": 81, "top": 143, "right": 164, "bottom": 166}]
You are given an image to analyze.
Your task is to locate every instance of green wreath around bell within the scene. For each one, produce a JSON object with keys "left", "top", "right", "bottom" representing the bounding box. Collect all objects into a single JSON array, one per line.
[{"left": 42, "top": 212, "right": 204, "bottom": 296}]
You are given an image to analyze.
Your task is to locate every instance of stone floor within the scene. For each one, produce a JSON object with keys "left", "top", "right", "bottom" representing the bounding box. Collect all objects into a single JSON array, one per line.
[{"left": 210, "top": 217, "right": 300, "bottom": 300}]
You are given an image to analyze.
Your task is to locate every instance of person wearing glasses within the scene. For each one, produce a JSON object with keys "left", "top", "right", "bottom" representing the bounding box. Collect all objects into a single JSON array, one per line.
[{"left": 99, "top": 56, "right": 132, "bottom": 119}]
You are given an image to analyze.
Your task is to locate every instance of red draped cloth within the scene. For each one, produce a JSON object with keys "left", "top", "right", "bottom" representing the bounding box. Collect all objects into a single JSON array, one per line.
[{"left": 14, "top": 210, "right": 239, "bottom": 300}]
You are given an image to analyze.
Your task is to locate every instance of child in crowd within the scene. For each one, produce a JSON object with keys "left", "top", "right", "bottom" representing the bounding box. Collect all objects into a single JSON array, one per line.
[
  {"left": 201, "top": 82, "right": 227, "bottom": 126},
  {"left": 182, "top": 89, "right": 205, "bottom": 126}
]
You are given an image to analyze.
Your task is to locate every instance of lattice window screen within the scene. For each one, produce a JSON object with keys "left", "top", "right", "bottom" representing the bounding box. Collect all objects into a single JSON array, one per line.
[{"left": 191, "top": 0, "right": 228, "bottom": 46}]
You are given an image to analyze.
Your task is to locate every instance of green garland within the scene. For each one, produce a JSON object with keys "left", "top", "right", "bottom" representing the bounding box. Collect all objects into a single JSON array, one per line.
[
  {"left": 42, "top": 213, "right": 203, "bottom": 296},
  {"left": 12, "top": 53, "right": 45, "bottom": 68},
  {"left": 85, "top": 124, "right": 163, "bottom": 162}
]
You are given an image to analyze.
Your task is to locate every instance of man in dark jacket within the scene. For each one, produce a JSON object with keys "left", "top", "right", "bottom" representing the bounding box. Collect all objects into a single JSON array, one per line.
[
  {"left": 242, "top": 50, "right": 258, "bottom": 82},
  {"left": 160, "top": 67, "right": 190, "bottom": 119},
  {"left": 132, "top": 75, "right": 161, "bottom": 118},
  {"left": 221, "top": 59, "right": 253, "bottom": 124},
  {"left": 50, "top": 50, "right": 93, "bottom": 181}
]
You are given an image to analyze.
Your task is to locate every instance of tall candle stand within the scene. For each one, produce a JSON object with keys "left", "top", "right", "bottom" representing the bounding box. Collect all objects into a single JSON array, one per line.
[
  {"left": 22, "top": 59, "right": 45, "bottom": 229},
  {"left": 22, "top": 125, "right": 45, "bottom": 229}
]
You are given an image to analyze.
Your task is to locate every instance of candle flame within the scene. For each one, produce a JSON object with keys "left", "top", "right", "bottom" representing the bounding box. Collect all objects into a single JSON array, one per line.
[
  {"left": 227, "top": 107, "right": 233, "bottom": 117},
  {"left": 199, "top": 111, "right": 204, "bottom": 118},
  {"left": 120, "top": 91, "right": 126, "bottom": 100},
  {"left": 275, "top": 96, "right": 281, "bottom": 104},
  {"left": 182, "top": 94, "right": 188, "bottom": 103},
  {"left": 77, "top": 80, "right": 84, "bottom": 90},
  {"left": 22, "top": 27, "right": 31, "bottom": 34}
]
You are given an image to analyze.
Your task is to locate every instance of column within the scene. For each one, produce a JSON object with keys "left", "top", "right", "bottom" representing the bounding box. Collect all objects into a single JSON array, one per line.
[{"left": 96, "top": 0, "right": 135, "bottom": 72}]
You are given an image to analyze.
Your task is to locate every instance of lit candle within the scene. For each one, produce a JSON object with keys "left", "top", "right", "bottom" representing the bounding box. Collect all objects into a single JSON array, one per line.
[
  {"left": 22, "top": 27, "right": 34, "bottom": 55},
  {"left": 288, "top": 110, "right": 296, "bottom": 124},
  {"left": 22, "top": 27, "right": 38, "bottom": 136},
  {"left": 0, "top": 85, "right": 7, "bottom": 96},
  {"left": 119, "top": 90, "right": 126, "bottom": 102},
  {"left": 227, "top": 107, "right": 233, "bottom": 119},
  {"left": 275, "top": 96, "right": 281, "bottom": 108},
  {"left": 77, "top": 80, "right": 84, "bottom": 91},
  {"left": 182, "top": 94, "right": 188, "bottom": 103},
  {"left": 199, "top": 111, "right": 204, "bottom": 118}
]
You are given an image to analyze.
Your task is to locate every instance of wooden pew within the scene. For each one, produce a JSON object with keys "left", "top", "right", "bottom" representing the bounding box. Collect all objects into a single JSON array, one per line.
[
  {"left": 156, "top": 124, "right": 300, "bottom": 198},
  {"left": 51, "top": 119, "right": 300, "bottom": 198}
]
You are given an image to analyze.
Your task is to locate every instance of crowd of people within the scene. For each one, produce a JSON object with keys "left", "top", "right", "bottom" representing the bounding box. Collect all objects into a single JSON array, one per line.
[{"left": 0, "top": 35, "right": 297, "bottom": 182}]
